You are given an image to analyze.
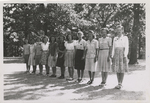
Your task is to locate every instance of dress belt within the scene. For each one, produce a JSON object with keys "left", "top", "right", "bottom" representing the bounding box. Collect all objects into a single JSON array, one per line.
[{"left": 99, "top": 48, "right": 109, "bottom": 50}]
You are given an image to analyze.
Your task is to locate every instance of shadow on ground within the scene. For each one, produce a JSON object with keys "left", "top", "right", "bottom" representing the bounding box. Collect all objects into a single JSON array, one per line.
[{"left": 4, "top": 68, "right": 145, "bottom": 100}]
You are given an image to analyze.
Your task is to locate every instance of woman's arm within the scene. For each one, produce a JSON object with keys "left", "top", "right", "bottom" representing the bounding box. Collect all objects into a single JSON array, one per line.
[{"left": 124, "top": 36, "right": 129, "bottom": 58}]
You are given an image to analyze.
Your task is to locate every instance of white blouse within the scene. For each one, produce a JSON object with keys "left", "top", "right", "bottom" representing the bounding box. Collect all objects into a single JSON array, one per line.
[
  {"left": 112, "top": 35, "right": 129, "bottom": 57},
  {"left": 86, "top": 39, "right": 99, "bottom": 58},
  {"left": 75, "top": 39, "right": 86, "bottom": 50},
  {"left": 64, "top": 41, "right": 76, "bottom": 50},
  {"left": 41, "top": 42, "right": 49, "bottom": 51}
]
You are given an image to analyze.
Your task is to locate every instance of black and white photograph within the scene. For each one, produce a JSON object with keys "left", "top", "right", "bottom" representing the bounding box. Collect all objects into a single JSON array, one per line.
[{"left": 1, "top": 1, "right": 149, "bottom": 103}]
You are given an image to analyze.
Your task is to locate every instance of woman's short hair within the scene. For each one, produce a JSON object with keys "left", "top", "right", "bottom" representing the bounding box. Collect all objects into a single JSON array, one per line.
[
  {"left": 77, "top": 31, "right": 84, "bottom": 37},
  {"left": 49, "top": 36, "right": 56, "bottom": 43},
  {"left": 88, "top": 30, "right": 96, "bottom": 38},
  {"left": 101, "top": 28, "right": 109, "bottom": 34},
  {"left": 59, "top": 35, "right": 65, "bottom": 40},
  {"left": 42, "top": 36, "right": 49, "bottom": 42},
  {"left": 116, "top": 25, "right": 124, "bottom": 31},
  {"left": 66, "top": 34, "right": 73, "bottom": 41}
]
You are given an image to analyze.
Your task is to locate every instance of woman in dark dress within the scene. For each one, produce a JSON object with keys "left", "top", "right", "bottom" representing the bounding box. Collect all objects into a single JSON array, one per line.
[{"left": 56, "top": 36, "right": 66, "bottom": 79}]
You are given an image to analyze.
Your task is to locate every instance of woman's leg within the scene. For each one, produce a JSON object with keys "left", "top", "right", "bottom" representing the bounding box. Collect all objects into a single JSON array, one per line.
[
  {"left": 81, "top": 70, "right": 84, "bottom": 79},
  {"left": 33, "top": 65, "right": 36, "bottom": 73},
  {"left": 101, "top": 72, "right": 105, "bottom": 84},
  {"left": 117, "top": 73, "right": 120, "bottom": 84},
  {"left": 71, "top": 67, "right": 74, "bottom": 79},
  {"left": 68, "top": 67, "right": 71, "bottom": 78},
  {"left": 39, "top": 64, "right": 43, "bottom": 74},
  {"left": 91, "top": 72, "right": 95, "bottom": 82},
  {"left": 88, "top": 71, "right": 92, "bottom": 81},
  {"left": 120, "top": 73, "right": 124, "bottom": 84},
  {"left": 45, "top": 64, "right": 49, "bottom": 75},
  {"left": 28, "top": 66, "right": 30, "bottom": 72},
  {"left": 104, "top": 72, "right": 108, "bottom": 84},
  {"left": 77, "top": 69, "right": 80, "bottom": 79},
  {"left": 53, "top": 67, "right": 57, "bottom": 75}
]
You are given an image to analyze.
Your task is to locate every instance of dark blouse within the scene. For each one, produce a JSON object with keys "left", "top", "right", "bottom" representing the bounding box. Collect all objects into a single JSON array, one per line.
[
  {"left": 58, "top": 41, "right": 65, "bottom": 51},
  {"left": 49, "top": 42, "right": 58, "bottom": 56}
]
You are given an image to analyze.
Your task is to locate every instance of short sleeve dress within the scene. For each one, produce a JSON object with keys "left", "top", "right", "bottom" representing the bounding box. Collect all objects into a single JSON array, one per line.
[
  {"left": 85, "top": 39, "right": 98, "bottom": 72},
  {"left": 64, "top": 41, "right": 76, "bottom": 67},
  {"left": 28, "top": 44, "right": 35, "bottom": 66},
  {"left": 97, "top": 37, "right": 112, "bottom": 72}
]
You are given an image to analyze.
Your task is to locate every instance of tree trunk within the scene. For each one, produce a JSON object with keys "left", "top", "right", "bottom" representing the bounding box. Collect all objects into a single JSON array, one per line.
[
  {"left": 129, "top": 4, "right": 140, "bottom": 64},
  {"left": 138, "top": 33, "right": 142, "bottom": 59}
]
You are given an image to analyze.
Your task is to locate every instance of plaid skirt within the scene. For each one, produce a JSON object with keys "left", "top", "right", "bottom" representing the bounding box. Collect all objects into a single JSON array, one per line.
[
  {"left": 40, "top": 51, "right": 48, "bottom": 65},
  {"left": 112, "top": 47, "right": 128, "bottom": 73},
  {"left": 64, "top": 50, "right": 74, "bottom": 67}
]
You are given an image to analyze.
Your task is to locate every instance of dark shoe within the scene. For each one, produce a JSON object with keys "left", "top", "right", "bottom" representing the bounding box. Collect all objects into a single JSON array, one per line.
[
  {"left": 66, "top": 78, "right": 74, "bottom": 81},
  {"left": 50, "top": 74, "right": 56, "bottom": 77},
  {"left": 87, "top": 80, "right": 93, "bottom": 85},
  {"left": 58, "top": 76, "right": 65, "bottom": 79}
]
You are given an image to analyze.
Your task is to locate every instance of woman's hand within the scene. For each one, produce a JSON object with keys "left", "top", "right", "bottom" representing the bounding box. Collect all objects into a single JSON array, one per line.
[
  {"left": 123, "top": 57, "right": 127, "bottom": 63},
  {"left": 94, "top": 56, "right": 98, "bottom": 63},
  {"left": 81, "top": 56, "right": 85, "bottom": 60},
  {"left": 107, "top": 56, "right": 110, "bottom": 62},
  {"left": 59, "top": 54, "right": 63, "bottom": 58}
]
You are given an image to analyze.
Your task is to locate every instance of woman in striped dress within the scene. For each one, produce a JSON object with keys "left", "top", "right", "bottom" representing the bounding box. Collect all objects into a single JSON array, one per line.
[
  {"left": 64, "top": 33, "right": 76, "bottom": 81},
  {"left": 97, "top": 28, "right": 112, "bottom": 87},
  {"left": 111, "top": 25, "right": 129, "bottom": 89}
]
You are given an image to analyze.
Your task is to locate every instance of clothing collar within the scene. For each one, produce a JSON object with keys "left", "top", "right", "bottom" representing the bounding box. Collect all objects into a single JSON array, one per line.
[{"left": 88, "top": 39, "right": 95, "bottom": 43}]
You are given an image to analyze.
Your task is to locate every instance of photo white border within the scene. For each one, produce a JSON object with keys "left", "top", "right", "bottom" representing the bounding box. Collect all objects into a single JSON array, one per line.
[{"left": 0, "top": 0, "right": 150, "bottom": 103}]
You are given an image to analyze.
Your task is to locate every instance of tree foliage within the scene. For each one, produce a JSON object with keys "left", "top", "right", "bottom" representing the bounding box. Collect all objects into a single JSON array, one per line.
[{"left": 3, "top": 3, "right": 145, "bottom": 64}]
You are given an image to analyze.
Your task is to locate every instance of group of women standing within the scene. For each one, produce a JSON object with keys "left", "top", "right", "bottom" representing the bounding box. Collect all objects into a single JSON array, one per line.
[{"left": 23, "top": 25, "right": 129, "bottom": 89}]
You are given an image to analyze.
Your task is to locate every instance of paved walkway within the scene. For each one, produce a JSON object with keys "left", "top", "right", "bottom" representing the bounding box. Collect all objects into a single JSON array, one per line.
[{"left": 3, "top": 59, "right": 147, "bottom": 102}]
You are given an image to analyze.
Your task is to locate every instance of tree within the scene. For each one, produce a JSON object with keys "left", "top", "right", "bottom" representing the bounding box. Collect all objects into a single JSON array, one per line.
[{"left": 129, "top": 4, "right": 144, "bottom": 64}]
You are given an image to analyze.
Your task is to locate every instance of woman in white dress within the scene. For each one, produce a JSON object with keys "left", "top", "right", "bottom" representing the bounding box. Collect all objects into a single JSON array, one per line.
[
  {"left": 84, "top": 30, "right": 99, "bottom": 85},
  {"left": 111, "top": 25, "right": 129, "bottom": 89}
]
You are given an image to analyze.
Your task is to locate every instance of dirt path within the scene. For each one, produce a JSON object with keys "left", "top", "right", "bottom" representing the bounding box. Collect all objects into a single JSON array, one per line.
[{"left": 3, "top": 59, "right": 146, "bottom": 101}]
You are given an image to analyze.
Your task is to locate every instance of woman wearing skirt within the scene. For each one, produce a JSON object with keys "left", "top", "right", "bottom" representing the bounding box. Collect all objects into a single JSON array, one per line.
[
  {"left": 64, "top": 33, "right": 76, "bottom": 81},
  {"left": 111, "top": 25, "right": 129, "bottom": 89},
  {"left": 28, "top": 39, "right": 36, "bottom": 74},
  {"left": 97, "top": 28, "right": 112, "bottom": 87},
  {"left": 74, "top": 31, "right": 86, "bottom": 83},
  {"left": 48, "top": 36, "right": 58, "bottom": 77},
  {"left": 40, "top": 36, "right": 50, "bottom": 76},
  {"left": 84, "top": 30, "right": 99, "bottom": 85},
  {"left": 23, "top": 39, "right": 30, "bottom": 73},
  {"left": 57, "top": 36, "right": 66, "bottom": 79}
]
